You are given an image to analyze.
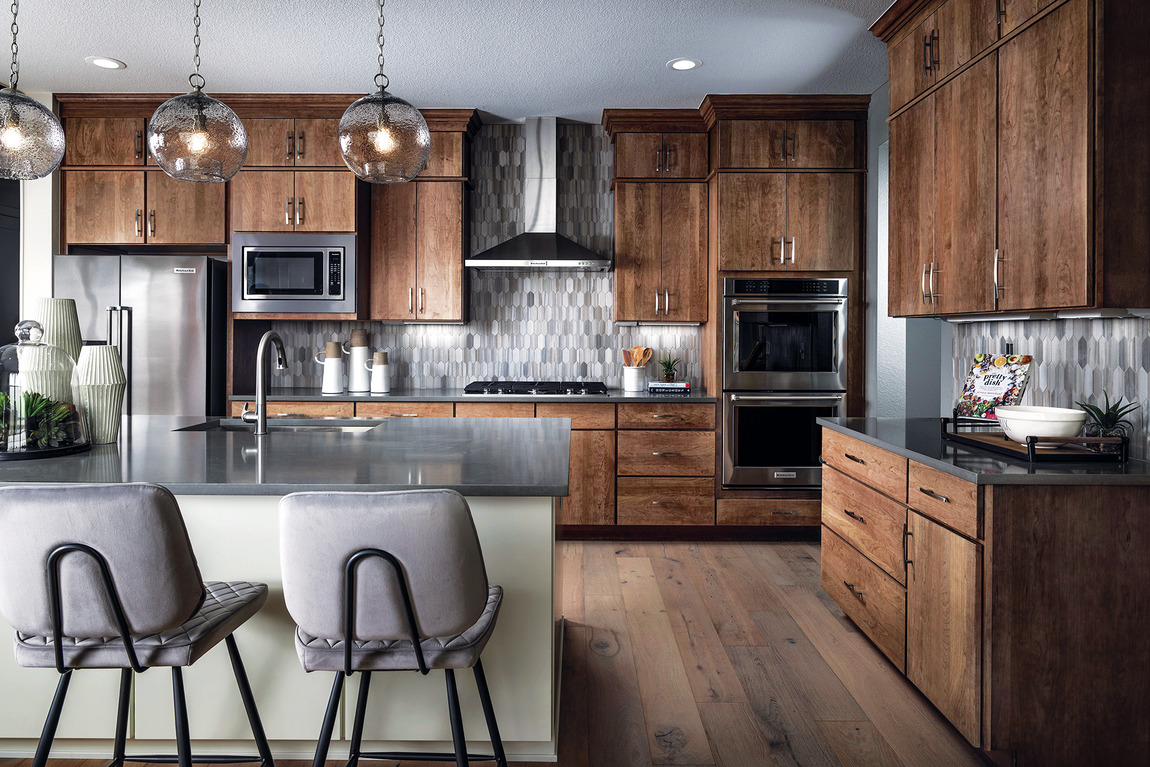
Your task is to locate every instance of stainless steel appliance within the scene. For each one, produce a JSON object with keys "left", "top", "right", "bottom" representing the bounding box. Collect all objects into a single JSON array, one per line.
[
  {"left": 722, "top": 277, "right": 847, "bottom": 488},
  {"left": 464, "top": 380, "right": 609, "bottom": 396},
  {"left": 231, "top": 232, "right": 356, "bottom": 313},
  {"left": 54, "top": 254, "right": 227, "bottom": 417}
]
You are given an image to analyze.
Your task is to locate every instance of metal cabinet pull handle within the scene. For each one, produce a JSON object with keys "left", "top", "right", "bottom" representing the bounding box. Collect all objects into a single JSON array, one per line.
[
  {"left": 286, "top": 132, "right": 293, "bottom": 162},
  {"left": 844, "top": 509, "right": 865, "bottom": 524},
  {"left": 904, "top": 526, "right": 913, "bottom": 566},
  {"left": 996, "top": 0, "right": 1007, "bottom": 25},
  {"left": 651, "top": 451, "right": 680, "bottom": 456},
  {"left": 664, "top": 289, "right": 670, "bottom": 315},
  {"left": 923, "top": 34, "right": 932, "bottom": 76},
  {"left": 790, "top": 237, "right": 796, "bottom": 264},
  {"left": 296, "top": 131, "right": 304, "bottom": 160},
  {"left": 780, "top": 236, "right": 786, "bottom": 265},
  {"left": 285, "top": 197, "right": 293, "bottom": 226},
  {"left": 919, "top": 487, "right": 950, "bottom": 503},
  {"left": 790, "top": 132, "right": 797, "bottom": 162},
  {"left": 296, "top": 197, "right": 304, "bottom": 225},
  {"left": 844, "top": 453, "right": 866, "bottom": 464},
  {"left": 147, "top": 209, "right": 155, "bottom": 238},
  {"left": 134, "top": 209, "right": 142, "bottom": 238},
  {"left": 651, "top": 500, "right": 678, "bottom": 506},
  {"left": 654, "top": 146, "right": 661, "bottom": 173},
  {"left": 931, "top": 29, "right": 940, "bottom": 70},
  {"left": 390, "top": 413, "right": 419, "bottom": 417},
  {"left": 654, "top": 289, "right": 660, "bottom": 315},
  {"left": 928, "top": 261, "right": 937, "bottom": 304},
  {"left": 409, "top": 287, "right": 414, "bottom": 314},
  {"left": 651, "top": 414, "right": 677, "bottom": 419},
  {"left": 420, "top": 287, "right": 425, "bottom": 313},
  {"left": 135, "top": 131, "right": 143, "bottom": 160},
  {"left": 843, "top": 581, "right": 865, "bottom": 602},
  {"left": 921, "top": 263, "right": 929, "bottom": 304},
  {"left": 780, "top": 133, "right": 787, "bottom": 162}
]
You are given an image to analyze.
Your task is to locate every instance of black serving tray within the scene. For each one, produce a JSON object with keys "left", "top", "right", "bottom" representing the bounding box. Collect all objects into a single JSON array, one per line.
[{"left": 941, "top": 413, "right": 1128, "bottom": 464}]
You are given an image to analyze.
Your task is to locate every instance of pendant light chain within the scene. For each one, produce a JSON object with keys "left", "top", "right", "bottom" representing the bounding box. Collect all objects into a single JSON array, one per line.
[
  {"left": 8, "top": 0, "right": 19, "bottom": 91},
  {"left": 375, "top": 0, "right": 388, "bottom": 91},
  {"left": 189, "top": 0, "right": 204, "bottom": 91}
]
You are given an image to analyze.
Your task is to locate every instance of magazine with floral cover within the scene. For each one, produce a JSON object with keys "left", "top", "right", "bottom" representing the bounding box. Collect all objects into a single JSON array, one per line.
[{"left": 956, "top": 353, "right": 1034, "bottom": 419}]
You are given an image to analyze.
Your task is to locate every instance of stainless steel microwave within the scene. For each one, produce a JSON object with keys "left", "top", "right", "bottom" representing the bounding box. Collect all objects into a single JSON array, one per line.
[{"left": 231, "top": 233, "right": 357, "bottom": 313}]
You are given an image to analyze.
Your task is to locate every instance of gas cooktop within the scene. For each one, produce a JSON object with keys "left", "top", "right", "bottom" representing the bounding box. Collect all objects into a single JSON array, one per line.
[{"left": 463, "top": 380, "right": 609, "bottom": 396}]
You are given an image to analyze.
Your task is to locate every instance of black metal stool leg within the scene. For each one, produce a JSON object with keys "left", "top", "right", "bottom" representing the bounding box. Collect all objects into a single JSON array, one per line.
[
  {"left": 472, "top": 660, "right": 507, "bottom": 767},
  {"left": 312, "top": 672, "right": 344, "bottom": 767},
  {"left": 111, "top": 668, "right": 132, "bottom": 767},
  {"left": 347, "top": 671, "right": 372, "bottom": 767},
  {"left": 444, "top": 669, "right": 468, "bottom": 767},
  {"left": 32, "top": 669, "right": 72, "bottom": 767},
  {"left": 171, "top": 667, "right": 193, "bottom": 767},
  {"left": 225, "top": 634, "right": 275, "bottom": 767}
]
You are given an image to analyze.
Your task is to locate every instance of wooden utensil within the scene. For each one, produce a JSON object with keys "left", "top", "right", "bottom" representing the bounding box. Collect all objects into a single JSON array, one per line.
[
  {"left": 631, "top": 345, "right": 644, "bottom": 364},
  {"left": 623, "top": 349, "right": 633, "bottom": 367},
  {"left": 638, "top": 348, "right": 653, "bottom": 367}
]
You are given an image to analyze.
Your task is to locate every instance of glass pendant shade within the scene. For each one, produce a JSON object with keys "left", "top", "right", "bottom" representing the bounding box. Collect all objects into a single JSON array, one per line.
[
  {"left": 148, "top": 90, "right": 247, "bottom": 183},
  {"left": 0, "top": 88, "right": 65, "bottom": 180},
  {"left": 339, "top": 90, "right": 430, "bottom": 183}
]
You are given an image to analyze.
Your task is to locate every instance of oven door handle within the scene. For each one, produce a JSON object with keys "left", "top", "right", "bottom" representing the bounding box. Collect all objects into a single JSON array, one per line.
[
  {"left": 729, "top": 298, "right": 845, "bottom": 306},
  {"left": 728, "top": 394, "right": 844, "bottom": 403}
]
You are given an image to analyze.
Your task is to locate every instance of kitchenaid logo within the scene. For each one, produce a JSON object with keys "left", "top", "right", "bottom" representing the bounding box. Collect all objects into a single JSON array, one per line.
[
  {"left": 774, "top": 471, "right": 797, "bottom": 479},
  {"left": 173, "top": 268, "right": 197, "bottom": 274}
]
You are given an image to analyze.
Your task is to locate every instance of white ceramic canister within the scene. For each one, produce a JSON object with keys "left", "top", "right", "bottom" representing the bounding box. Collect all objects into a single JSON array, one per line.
[
  {"left": 622, "top": 365, "right": 646, "bottom": 393},
  {"left": 367, "top": 351, "right": 390, "bottom": 394},
  {"left": 73, "top": 344, "right": 126, "bottom": 444},
  {"left": 315, "top": 341, "right": 346, "bottom": 395},
  {"left": 344, "top": 329, "right": 371, "bottom": 393}
]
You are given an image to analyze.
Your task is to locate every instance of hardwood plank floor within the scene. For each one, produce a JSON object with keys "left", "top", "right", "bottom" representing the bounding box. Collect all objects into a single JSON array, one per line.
[{"left": 2, "top": 541, "right": 989, "bottom": 767}]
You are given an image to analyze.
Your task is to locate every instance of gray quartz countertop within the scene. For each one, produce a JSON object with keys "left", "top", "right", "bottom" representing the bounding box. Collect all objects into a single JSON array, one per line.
[
  {"left": 818, "top": 417, "right": 1150, "bottom": 485},
  {"left": 229, "top": 386, "right": 717, "bottom": 404},
  {"left": 0, "top": 415, "right": 571, "bottom": 497}
]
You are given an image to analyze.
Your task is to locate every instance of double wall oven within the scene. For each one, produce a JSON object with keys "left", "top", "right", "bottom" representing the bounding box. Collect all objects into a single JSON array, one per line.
[{"left": 722, "top": 277, "right": 848, "bottom": 488}]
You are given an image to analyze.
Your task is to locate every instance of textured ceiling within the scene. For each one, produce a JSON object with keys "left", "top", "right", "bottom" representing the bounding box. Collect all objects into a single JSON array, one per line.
[{"left": 16, "top": 0, "right": 892, "bottom": 123}]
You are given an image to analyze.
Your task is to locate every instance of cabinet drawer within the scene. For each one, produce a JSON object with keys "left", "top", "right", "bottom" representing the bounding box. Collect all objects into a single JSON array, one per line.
[
  {"left": 821, "top": 526, "right": 907, "bottom": 672},
  {"left": 822, "top": 429, "right": 908, "bottom": 502},
  {"left": 228, "top": 400, "right": 355, "bottom": 418},
  {"left": 535, "top": 403, "right": 615, "bottom": 429},
  {"left": 823, "top": 467, "right": 907, "bottom": 585},
  {"left": 355, "top": 402, "right": 453, "bottom": 418},
  {"left": 617, "top": 430, "right": 715, "bottom": 476},
  {"left": 908, "top": 461, "right": 979, "bottom": 539},
  {"left": 716, "top": 497, "right": 820, "bottom": 526},
  {"left": 617, "top": 477, "right": 714, "bottom": 525},
  {"left": 454, "top": 402, "right": 535, "bottom": 419},
  {"left": 617, "top": 402, "right": 715, "bottom": 429}
]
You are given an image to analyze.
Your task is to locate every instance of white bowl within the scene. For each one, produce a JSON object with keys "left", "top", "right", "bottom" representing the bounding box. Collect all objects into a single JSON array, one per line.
[{"left": 994, "top": 406, "right": 1086, "bottom": 444}]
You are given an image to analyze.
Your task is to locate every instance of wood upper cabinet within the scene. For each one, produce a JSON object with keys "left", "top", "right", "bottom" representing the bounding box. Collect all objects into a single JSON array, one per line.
[
  {"left": 370, "top": 181, "right": 464, "bottom": 322},
  {"left": 144, "top": 171, "right": 225, "bottom": 244},
  {"left": 906, "top": 510, "right": 982, "bottom": 747},
  {"left": 64, "top": 118, "right": 146, "bottom": 166},
  {"left": 230, "top": 170, "right": 356, "bottom": 232},
  {"left": 614, "top": 132, "right": 707, "bottom": 178},
  {"left": 243, "top": 118, "right": 342, "bottom": 167},
  {"left": 64, "top": 170, "right": 223, "bottom": 245},
  {"left": 888, "top": 97, "right": 937, "bottom": 316},
  {"left": 889, "top": 14, "right": 939, "bottom": 114},
  {"left": 999, "top": 0, "right": 1058, "bottom": 35},
  {"left": 423, "top": 132, "right": 466, "bottom": 177},
  {"left": 294, "top": 172, "right": 356, "bottom": 232},
  {"left": 716, "top": 173, "right": 786, "bottom": 271},
  {"left": 715, "top": 119, "right": 857, "bottom": 169}
]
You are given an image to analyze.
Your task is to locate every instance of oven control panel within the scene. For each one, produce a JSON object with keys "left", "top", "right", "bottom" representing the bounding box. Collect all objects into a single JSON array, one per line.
[{"left": 727, "top": 278, "right": 846, "bottom": 297}]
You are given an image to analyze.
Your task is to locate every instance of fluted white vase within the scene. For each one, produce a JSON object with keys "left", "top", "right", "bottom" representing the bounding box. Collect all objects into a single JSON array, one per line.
[
  {"left": 30, "top": 298, "right": 82, "bottom": 362},
  {"left": 73, "top": 345, "right": 126, "bottom": 444}
]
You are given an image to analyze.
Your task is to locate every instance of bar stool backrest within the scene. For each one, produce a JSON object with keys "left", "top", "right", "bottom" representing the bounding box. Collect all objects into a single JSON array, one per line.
[
  {"left": 279, "top": 489, "right": 490, "bottom": 642},
  {"left": 0, "top": 483, "right": 205, "bottom": 638}
]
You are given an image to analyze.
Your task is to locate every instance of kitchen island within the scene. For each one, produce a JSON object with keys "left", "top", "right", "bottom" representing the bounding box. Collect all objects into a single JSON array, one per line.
[{"left": 0, "top": 415, "right": 570, "bottom": 761}]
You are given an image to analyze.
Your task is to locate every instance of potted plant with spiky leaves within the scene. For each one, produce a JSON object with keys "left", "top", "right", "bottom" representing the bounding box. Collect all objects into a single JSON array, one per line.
[
  {"left": 659, "top": 357, "right": 680, "bottom": 383},
  {"left": 1076, "top": 391, "right": 1139, "bottom": 452}
]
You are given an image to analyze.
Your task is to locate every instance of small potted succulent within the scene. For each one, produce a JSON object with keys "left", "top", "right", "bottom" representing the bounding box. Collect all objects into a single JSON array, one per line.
[
  {"left": 658, "top": 357, "right": 681, "bottom": 383},
  {"left": 1076, "top": 391, "right": 1139, "bottom": 451}
]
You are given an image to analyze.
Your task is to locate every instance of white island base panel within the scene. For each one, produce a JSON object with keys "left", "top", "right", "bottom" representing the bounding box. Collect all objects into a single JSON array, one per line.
[{"left": 0, "top": 495, "right": 560, "bottom": 762}]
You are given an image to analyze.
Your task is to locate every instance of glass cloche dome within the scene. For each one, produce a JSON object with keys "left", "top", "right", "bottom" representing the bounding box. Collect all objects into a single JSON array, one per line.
[{"left": 0, "top": 320, "right": 90, "bottom": 459}]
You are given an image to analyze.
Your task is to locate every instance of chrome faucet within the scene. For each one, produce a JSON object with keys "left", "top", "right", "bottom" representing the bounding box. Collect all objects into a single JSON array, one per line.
[{"left": 241, "top": 330, "right": 287, "bottom": 435}]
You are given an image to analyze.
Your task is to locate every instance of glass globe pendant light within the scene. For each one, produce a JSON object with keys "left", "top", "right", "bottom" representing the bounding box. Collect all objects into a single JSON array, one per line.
[
  {"left": 0, "top": 0, "right": 65, "bottom": 181},
  {"left": 339, "top": 0, "right": 429, "bottom": 183},
  {"left": 147, "top": 0, "right": 246, "bottom": 183}
]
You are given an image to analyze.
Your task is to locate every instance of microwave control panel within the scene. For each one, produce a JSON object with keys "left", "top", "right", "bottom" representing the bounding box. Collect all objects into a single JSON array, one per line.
[
  {"left": 727, "top": 277, "right": 846, "bottom": 298},
  {"left": 328, "top": 251, "right": 343, "bottom": 297}
]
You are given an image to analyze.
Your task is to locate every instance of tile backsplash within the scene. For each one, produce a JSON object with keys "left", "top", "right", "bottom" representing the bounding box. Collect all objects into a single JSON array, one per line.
[
  {"left": 952, "top": 317, "right": 1150, "bottom": 458},
  {"left": 270, "top": 123, "right": 702, "bottom": 390}
]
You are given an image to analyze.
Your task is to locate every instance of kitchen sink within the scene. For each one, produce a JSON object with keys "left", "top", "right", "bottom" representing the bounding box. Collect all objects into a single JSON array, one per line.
[{"left": 176, "top": 419, "right": 378, "bottom": 434}]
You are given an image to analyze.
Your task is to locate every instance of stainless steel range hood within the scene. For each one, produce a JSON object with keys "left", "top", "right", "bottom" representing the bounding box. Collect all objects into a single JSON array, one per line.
[{"left": 465, "top": 117, "right": 612, "bottom": 271}]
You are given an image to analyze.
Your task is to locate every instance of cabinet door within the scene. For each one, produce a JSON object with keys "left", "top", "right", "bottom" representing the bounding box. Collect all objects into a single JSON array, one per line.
[
  {"left": 614, "top": 132, "right": 663, "bottom": 178},
  {"left": 889, "top": 15, "right": 938, "bottom": 113},
  {"left": 617, "top": 477, "right": 713, "bottom": 525},
  {"left": 660, "top": 133, "right": 708, "bottom": 178},
  {"left": 659, "top": 182, "right": 707, "bottom": 321},
  {"left": 145, "top": 170, "right": 225, "bottom": 244},
  {"left": 230, "top": 170, "right": 295, "bottom": 232},
  {"left": 788, "top": 121, "right": 856, "bottom": 168},
  {"left": 243, "top": 118, "right": 296, "bottom": 167},
  {"left": 998, "top": 0, "right": 1089, "bottom": 311},
  {"left": 906, "top": 511, "right": 982, "bottom": 747},
  {"left": 786, "top": 173, "right": 859, "bottom": 271},
  {"left": 293, "top": 118, "right": 343, "bottom": 167},
  {"left": 888, "top": 97, "right": 935, "bottom": 316},
  {"left": 1000, "top": 0, "right": 1056, "bottom": 35},
  {"left": 560, "top": 430, "right": 616, "bottom": 526},
  {"left": 617, "top": 430, "right": 715, "bottom": 476},
  {"left": 415, "top": 181, "right": 464, "bottom": 321},
  {"left": 935, "top": 0, "right": 1000, "bottom": 78},
  {"left": 934, "top": 53, "right": 997, "bottom": 314},
  {"left": 716, "top": 119, "right": 787, "bottom": 168},
  {"left": 370, "top": 182, "right": 419, "bottom": 320},
  {"left": 63, "top": 170, "right": 145, "bottom": 244},
  {"left": 423, "top": 131, "right": 465, "bottom": 177},
  {"left": 64, "top": 117, "right": 145, "bottom": 165},
  {"left": 294, "top": 171, "right": 357, "bottom": 232},
  {"left": 717, "top": 173, "right": 787, "bottom": 271},
  {"left": 613, "top": 182, "right": 663, "bottom": 321}
]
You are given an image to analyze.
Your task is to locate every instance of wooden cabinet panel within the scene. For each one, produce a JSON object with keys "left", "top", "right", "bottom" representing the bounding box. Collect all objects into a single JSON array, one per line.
[
  {"left": 561, "top": 430, "right": 617, "bottom": 525},
  {"left": 999, "top": 0, "right": 1055, "bottom": 35},
  {"left": 614, "top": 132, "right": 663, "bottom": 178},
  {"left": 293, "top": 119, "right": 342, "bottom": 167},
  {"left": 617, "top": 402, "right": 715, "bottom": 430},
  {"left": 998, "top": 0, "right": 1089, "bottom": 311},
  {"left": 243, "top": 119, "right": 296, "bottom": 166},
  {"left": 789, "top": 121, "right": 857, "bottom": 168},
  {"left": 716, "top": 119, "right": 787, "bottom": 169},
  {"left": 64, "top": 118, "right": 145, "bottom": 165},
  {"left": 613, "top": 182, "right": 662, "bottom": 321},
  {"left": 716, "top": 497, "right": 820, "bottom": 526},
  {"left": 229, "top": 400, "right": 355, "bottom": 417},
  {"left": 415, "top": 182, "right": 464, "bottom": 321},
  {"left": 906, "top": 511, "right": 981, "bottom": 746},
  {"left": 822, "top": 467, "right": 907, "bottom": 585},
  {"left": 230, "top": 171, "right": 295, "bottom": 232},
  {"left": 145, "top": 171, "right": 225, "bottom": 245},
  {"left": 661, "top": 133, "right": 708, "bottom": 178},
  {"left": 370, "top": 182, "right": 419, "bottom": 320},
  {"left": 63, "top": 170, "right": 145, "bottom": 244},
  {"left": 355, "top": 401, "right": 453, "bottom": 418},
  {"left": 908, "top": 461, "right": 979, "bottom": 539},
  {"left": 821, "top": 526, "right": 906, "bottom": 672},
  {"left": 423, "top": 131, "right": 465, "bottom": 177},
  {"left": 294, "top": 171, "right": 356, "bottom": 232},
  {"left": 717, "top": 173, "right": 786, "bottom": 271},
  {"left": 535, "top": 403, "right": 615, "bottom": 430},
  {"left": 454, "top": 402, "right": 535, "bottom": 418},
  {"left": 617, "top": 430, "right": 715, "bottom": 476},
  {"left": 934, "top": 54, "right": 997, "bottom": 314},
  {"left": 786, "top": 173, "right": 859, "bottom": 271},
  {"left": 660, "top": 182, "right": 708, "bottom": 321},
  {"left": 935, "top": 0, "right": 1000, "bottom": 78},
  {"left": 888, "top": 97, "right": 935, "bottom": 316},
  {"left": 889, "top": 15, "right": 938, "bottom": 113},
  {"left": 617, "top": 477, "right": 713, "bottom": 525},
  {"left": 821, "top": 429, "right": 908, "bottom": 503}
]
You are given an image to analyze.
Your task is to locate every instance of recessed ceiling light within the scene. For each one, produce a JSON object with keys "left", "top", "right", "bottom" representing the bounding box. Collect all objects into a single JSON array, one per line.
[
  {"left": 85, "top": 56, "right": 127, "bottom": 70},
  {"left": 666, "top": 58, "right": 701, "bottom": 71}
]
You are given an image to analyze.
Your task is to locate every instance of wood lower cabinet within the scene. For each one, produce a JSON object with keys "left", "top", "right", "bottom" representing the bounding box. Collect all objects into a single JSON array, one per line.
[
  {"left": 562, "top": 430, "right": 617, "bottom": 525},
  {"left": 229, "top": 400, "right": 354, "bottom": 417},
  {"left": 617, "top": 430, "right": 715, "bottom": 477},
  {"left": 454, "top": 402, "right": 534, "bottom": 418},
  {"left": 63, "top": 117, "right": 146, "bottom": 165},
  {"left": 716, "top": 496, "right": 821, "bottom": 526},
  {"left": 63, "top": 170, "right": 223, "bottom": 245},
  {"left": 822, "top": 466, "right": 907, "bottom": 583},
  {"left": 355, "top": 402, "right": 453, "bottom": 418},
  {"left": 617, "top": 477, "right": 712, "bottom": 525},
  {"left": 617, "top": 402, "right": 715, "bottom": 430},
  {"left": 230, "top": 170, "right": 356, "bottom": 233}
]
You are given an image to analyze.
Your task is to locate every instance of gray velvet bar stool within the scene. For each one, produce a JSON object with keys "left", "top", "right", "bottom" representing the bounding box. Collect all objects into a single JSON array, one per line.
[
  {"left": 278, "top": 488, "right": 507, "bottom": 767},
  {"left": 0, "top": 482, "right": 275, "bottom": 767}
]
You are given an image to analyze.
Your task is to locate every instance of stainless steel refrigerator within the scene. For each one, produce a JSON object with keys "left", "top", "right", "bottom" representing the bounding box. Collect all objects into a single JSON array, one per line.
[{"left": 54, "top": 254, "right": 227, "bottom": 416}]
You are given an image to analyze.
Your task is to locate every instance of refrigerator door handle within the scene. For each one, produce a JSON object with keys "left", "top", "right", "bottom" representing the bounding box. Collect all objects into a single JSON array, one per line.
[
  {"left": 106, "top": 305, "right": 118, "bottom": 349},
  {"left": 121, "top": 306, "right": 132, "bottom": 416}
]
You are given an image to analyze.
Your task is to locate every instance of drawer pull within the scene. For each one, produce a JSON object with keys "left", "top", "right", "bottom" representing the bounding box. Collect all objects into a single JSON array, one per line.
[
  {"left": 844, "top": 453, "right": 866, "bottom": 464},
  {"left": 904, "top": 526, "right": 913, "bottom": 566},
  {"left": 651, "top": 500, "right": 678, "bottom": 506},
  {"left": 844, "top": 509, "right": 865, "bottom": 524},
  {"left": 651, "top": 451, "right": 680, "bottom": 456},
  {"left": 918, "top": 487, "right": 950, "bottom": 503},
  {"left": 843, "top": 581, "right": 866, "bottom": 603},
  {"left": 651, "top": 414, "right": 678, "bottom": 419},
  {"left": 390, "top": 413, "right": 420, "bottom": 417},
  {"left": 273, "top": 412, "right": 308, "bottom": 417}
]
